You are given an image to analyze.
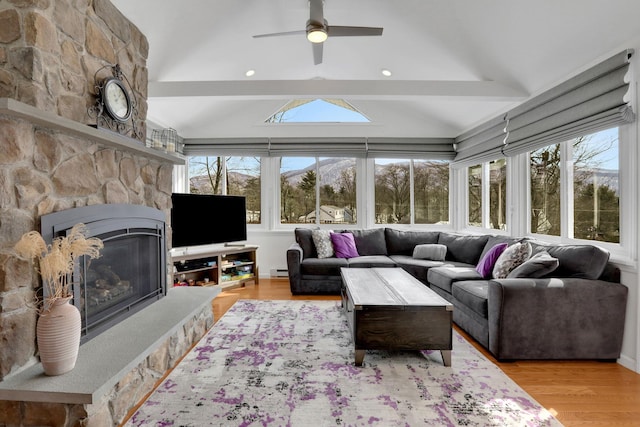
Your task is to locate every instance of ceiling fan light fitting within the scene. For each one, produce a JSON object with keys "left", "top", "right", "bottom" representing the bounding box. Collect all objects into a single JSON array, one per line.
[{"left": 306, "top": 21, "right": 328, "bottom": 43}]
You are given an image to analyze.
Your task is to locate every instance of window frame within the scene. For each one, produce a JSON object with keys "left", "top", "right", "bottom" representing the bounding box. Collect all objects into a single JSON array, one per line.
[
  {"left": 525, "top": 126, "right": 632, "bottom": 260},
  {"left": 371, "top": 158, "right": 451, "bottom": 227},
  {"left": 464, "top": 159, "right": 510, "bottom": 234}
]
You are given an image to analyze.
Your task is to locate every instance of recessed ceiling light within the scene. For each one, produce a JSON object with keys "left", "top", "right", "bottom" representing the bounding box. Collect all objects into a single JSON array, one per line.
[
  {"left": 381, "top": 69, "right": 392, "bottom": 77},
  {"left": 245, "top": 69, "right": 256, "bottom": 77}
]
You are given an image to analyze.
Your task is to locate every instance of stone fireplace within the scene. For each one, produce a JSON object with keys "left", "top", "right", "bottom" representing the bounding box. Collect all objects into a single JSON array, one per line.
[{"left": 0, "top": 1, "right": 218, "bottom": 425}]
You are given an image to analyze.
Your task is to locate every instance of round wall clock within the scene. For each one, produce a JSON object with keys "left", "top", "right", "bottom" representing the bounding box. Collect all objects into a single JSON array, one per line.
[{"left": 102, "top": 77, "right": 132, "bottom": 123}]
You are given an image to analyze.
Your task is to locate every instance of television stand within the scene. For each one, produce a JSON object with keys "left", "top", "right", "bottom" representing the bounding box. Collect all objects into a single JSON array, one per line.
[
  {"left": 224, "top": 242, "right": 246, "bottom": 248},
  {"left": 170, "top": 244, "right": 259, "bottom": 290}
]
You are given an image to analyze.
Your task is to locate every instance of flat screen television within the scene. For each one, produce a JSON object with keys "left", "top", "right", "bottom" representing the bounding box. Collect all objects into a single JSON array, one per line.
[{"left": 171, "top": 193, "right": 247, "bottom": 248}]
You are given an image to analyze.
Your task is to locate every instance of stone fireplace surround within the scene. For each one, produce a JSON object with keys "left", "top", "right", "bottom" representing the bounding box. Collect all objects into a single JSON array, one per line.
[
  {"left": 0, "top": 2, "right": 224, "bottom": 424},
  {"left": 0, "top": 100, "right": 223, "bottom": 426}
]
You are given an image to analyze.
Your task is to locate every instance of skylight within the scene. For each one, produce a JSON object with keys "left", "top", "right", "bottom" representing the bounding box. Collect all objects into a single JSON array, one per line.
[{"left": 266, "top": 99, "right": 370, "bottom": 123}]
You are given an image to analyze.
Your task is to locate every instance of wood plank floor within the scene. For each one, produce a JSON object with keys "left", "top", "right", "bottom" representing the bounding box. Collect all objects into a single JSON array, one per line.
[{"left": 214, "top": 279, "right": 640, "bottom": 427}]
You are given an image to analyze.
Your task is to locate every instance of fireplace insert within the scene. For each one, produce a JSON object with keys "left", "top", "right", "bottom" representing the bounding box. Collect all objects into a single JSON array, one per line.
[{"left": 40, "top": 204, "right": 167, "bottom": 343}]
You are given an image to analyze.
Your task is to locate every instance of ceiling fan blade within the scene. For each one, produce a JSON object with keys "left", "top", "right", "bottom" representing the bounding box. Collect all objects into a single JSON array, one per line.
[
  {"left": 253, "top": 29, "right": 306, "bottom": 38},
  {"left": 312, "top": 42, "right": 323, "bottom": 65},
  {"left": 327, "top": 26, "right": 384, "bottom": 37},
  {"left": 309, "top": 0, "right": 324, "bottom": 24}
]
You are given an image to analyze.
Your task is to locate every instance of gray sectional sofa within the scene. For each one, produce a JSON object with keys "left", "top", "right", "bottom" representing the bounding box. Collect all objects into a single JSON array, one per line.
[{"left": 286, "top": 228, "right": 628, "bottom": 361}]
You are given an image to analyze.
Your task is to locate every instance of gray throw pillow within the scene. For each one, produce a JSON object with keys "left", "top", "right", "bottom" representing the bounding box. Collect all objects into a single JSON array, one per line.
[
  {"left": 413, "top": 244, "right": 447, "bottom": 261},
  {"left": 507, "top": 251, "right": 559, "bottom": 278},
  {"left": 311, "top": 229, "right": 334, "bottom": 259},
  {"left": 492, "top": 242, "right": 532, "bottom": 279}
]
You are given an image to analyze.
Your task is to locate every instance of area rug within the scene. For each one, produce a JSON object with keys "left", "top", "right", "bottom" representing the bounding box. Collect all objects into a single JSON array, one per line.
[{"left": 126, "top": 300, "right": 562, "bottom": 426}]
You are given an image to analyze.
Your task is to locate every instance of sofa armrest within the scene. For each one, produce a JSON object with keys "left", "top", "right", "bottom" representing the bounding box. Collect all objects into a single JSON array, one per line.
[
  {"left": 488, "top": 278, "right": 628, "bottom": 360},
  {"left": 287, "top": 243, "right": 304, "bottom": 294}
]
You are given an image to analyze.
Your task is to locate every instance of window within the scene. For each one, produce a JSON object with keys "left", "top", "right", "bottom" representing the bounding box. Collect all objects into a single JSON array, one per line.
[
  {"left": 266, "top": 99, "right": 370, "bottom": 123},
  {"left": 573, "top": 129, "right": 619, "bottom": 243},
  {"left": 414, "top": 160, "right": 450, "bottom": 224},
  {"left": 375, "top": 159, "right": 449, "bottom": 225},
  {"left": 489, "top": 159, "right": 507, "bottom": 230},
  {"left": 187, "top": 156, "right": 261, "bottom": 224},
  {"left": 467, "top": 160, "right": 507, "bottom": 230},
  {"left": 528, "top": 128, "right": 619, "bottom": 243},
  {"left": 280, "top": 157, "right": 357, "bottom": 225},
  {"left": 467, "top": 164, "right": 482, "bottom": 227},
  {"left": 529, "top": 145, "right": 561, "bottom": 236}
]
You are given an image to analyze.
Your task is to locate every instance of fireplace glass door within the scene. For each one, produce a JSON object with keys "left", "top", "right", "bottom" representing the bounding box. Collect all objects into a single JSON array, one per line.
[{"left": 77, "top": 227, "right": 164, "bottom": 342}]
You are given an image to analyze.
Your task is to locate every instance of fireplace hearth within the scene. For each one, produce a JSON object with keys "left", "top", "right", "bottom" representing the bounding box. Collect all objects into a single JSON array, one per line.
[{"left": 40, "top": 204, "right": 167, "bottom": 343}]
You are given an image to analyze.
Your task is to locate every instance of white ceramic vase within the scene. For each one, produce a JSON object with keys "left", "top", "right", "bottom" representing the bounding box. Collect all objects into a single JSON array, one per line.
[{"left": 36, "top": 296, "right": 81, "bottom": 376}]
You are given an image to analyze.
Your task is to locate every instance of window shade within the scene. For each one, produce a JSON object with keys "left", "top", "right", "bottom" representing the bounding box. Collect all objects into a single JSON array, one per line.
[
  {"left": 452, "top": 49, "right": 635, "bottom": 166},
  {"left": 452, "top": 115, "right": 507, "bottom": 167},
  {"left": 503, "top": 49, "right": 634, "bottom": 156},
  {"left": 183, "top": 137, "right": 456, "bottom": 159}
]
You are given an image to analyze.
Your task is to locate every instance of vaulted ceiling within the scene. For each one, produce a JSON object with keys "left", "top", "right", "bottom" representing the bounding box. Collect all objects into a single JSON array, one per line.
[{"left": 111, "top": 0, "right": 640, "bottom": 142}]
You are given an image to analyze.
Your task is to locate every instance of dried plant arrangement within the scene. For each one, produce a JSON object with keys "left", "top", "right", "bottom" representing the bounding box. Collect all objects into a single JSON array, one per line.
[{"left": 14, "top": 223, "right": 103, "bottom": 312}]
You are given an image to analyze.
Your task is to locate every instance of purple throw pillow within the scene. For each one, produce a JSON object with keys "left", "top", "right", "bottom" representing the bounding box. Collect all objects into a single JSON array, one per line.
[
  {"left": 475, "top": 243, "right": 508, "bottom": 278},
  {"left": 330, "top": 232, "right": 360, "bottom": 259}
]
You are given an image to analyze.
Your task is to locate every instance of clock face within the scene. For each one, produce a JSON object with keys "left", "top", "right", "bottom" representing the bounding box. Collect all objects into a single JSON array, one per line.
[{"left": 103, "top": 78, "right": 132, "bottom": 122}]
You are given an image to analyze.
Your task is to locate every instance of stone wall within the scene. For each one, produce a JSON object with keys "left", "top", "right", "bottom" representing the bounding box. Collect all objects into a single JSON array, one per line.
[
  {"left": 0, "top": 0, "right": 153, "bottom": 381},
  {"left": 0, "top": 0, "right": 148, "bottom": 135}
]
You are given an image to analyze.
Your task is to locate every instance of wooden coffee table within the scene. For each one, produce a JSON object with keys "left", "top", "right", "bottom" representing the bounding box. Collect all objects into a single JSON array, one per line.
[{"left": 340, "top": 267, "right": 453, "bottom": 367}]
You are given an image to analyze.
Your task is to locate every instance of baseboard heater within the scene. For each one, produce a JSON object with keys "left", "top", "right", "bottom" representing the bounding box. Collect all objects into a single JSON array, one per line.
[{"left": 270, "top": 268, "right": 288, "bottom": 278}]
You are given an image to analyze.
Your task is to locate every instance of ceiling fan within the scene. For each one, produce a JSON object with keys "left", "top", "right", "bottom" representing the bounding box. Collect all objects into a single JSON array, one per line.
[{"left": 253, "top": 0, "right": 383, "bottom": 65}]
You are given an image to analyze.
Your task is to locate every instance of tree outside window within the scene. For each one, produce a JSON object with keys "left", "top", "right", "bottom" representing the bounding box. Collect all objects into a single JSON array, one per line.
[
  {"left": 280, "top": 157, "right": 356, "bottom": 225},
  {"left": 529, "top": 128, "right": 620, "bottom": 242},
  {"left": 375, "top": 159, "right": 449, "bottom": 225},
  {"left": 573, "top": 129, "right": 619, "bottom": 243},
  {"left": 374, "top": 159, "right": 410, "bottom": 224},
  {"left": 414, "top": 160, "right": 449, "bottom": 224},
  {"left": 188, "top": 156, "right": 261, "bottom": 224},
  {"left": 489, "top": 159, "right": 507, "bottom": 230},
  {"left": 468, "top": 164, "right": 482, "bottom": 227},
  {"left": 530, "top": 145, "right": 561, "bottom": 236}
]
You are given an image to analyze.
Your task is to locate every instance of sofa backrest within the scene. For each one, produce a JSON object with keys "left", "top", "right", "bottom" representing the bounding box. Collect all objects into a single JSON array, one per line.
[
  {"left": 294, "top": 228, "right": 317, "bottom": 259},
  {"left": 384, "top": 228, "right": 440, "bottom": 256},
  {"left": 437, "top": 232, "right": 490, "bottom": 265},
  {"left": 343, "top": 228, "right": 388, "bottom": 256},
  {"left": 529, "top": 240, "right": 611, "bottom": 280},
  {"left": 478, "top": 235, "right": 524, "bottom": 261}
]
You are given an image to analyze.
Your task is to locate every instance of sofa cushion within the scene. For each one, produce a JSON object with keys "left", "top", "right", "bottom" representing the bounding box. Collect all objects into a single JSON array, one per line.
[
  {"left": 452, "top": 281, "right": 489, "bottom": 318},
  {"left": 529, "top": 241, "right": 610, "bottom": 279},
  {"left": 385, "top": 228, "right": 440, "bottom": 256},
  {"left": 294, "top": 228, "right": 317, "bottom": 259},
  {"left": 311, "top": 229, "right": 334, "bottom": 259},
  {"left": 347, "top": 255, "right": 397, "bottom": 268},
  {"left": 475, "top": 243, "right": 508, "bottom": 278},
  {"left": 390, "top": 255, "right": 446, "bottom": 283},
  {"left": 438, "top": 233, "right": 490, "bottom": 265},
  {"left": 427, "top": 265, "right": 482, "bottom": 294},
  {"left": 492, "top": 242, "right": 532, "bottom": 279},
  {"left": 413, "top": 244, "right": 447, "bottom": 261},
  {"left": 347, "top": 229, "right": 388, "bottom": 256},
  {"left": 330, "top": 232, "right": 360, "bottom": 259},
  {"left": 300, "top": 257, "right": 348, "bottom": 276},
  {"left": 507, "top": 251, "right": 559, "bottom": 278}
]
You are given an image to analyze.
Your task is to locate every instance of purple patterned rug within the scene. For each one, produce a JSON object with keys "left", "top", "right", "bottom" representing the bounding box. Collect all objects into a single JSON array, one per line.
[{"left": 126, "top": 300, "right": 562, "bottom": 426}]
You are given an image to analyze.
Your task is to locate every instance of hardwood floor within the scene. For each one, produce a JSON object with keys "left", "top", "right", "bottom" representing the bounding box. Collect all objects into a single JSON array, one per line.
[{"left": 214, "top": 279, "right": 640, "bottom": 427}]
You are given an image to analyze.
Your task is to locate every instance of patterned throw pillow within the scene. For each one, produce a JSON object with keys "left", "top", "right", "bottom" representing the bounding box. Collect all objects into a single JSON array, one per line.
[
  {"left": 492, "top": 242, "right": 532, "bottom": 279},
  {"left": 311, "top": 229, "right": 334, "bottom": 259}
]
